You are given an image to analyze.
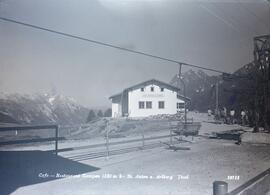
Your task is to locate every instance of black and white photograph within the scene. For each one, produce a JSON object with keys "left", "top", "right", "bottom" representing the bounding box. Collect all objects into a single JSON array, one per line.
[{"left": 0, "top": 0, "right": 270, "bottom": 194}]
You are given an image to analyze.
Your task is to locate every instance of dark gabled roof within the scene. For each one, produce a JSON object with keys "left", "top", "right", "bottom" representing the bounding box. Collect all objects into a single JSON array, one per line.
[
  {"left": 109, "top": 92, "right": 122, "bottom": 99},
  {"left": 109, "top": 79, "right": 185, "bottom": 99},
  {"left": 177, "top": 94, "right": 191, "bottom": 102}
]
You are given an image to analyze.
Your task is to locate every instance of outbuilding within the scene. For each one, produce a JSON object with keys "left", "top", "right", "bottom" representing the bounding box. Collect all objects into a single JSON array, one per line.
[{"left": 109, "top": 79, "right": 190, "bottom": 118}]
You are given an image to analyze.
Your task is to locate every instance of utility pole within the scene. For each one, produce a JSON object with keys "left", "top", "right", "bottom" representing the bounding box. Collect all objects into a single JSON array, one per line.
[
  {"left": 177, "top": 63, "right": 187, "bottom": 124},
  {"left": 253, "top": 35, "right": 270, "bottom": 131},
  {"left": 106, "top": 120, "right": 109, "bottom": 159},
  {"left": 120, "top": 91, "right": 124, "bottom": 117},
  {"left": 215, "top": 81, "right": 219, "bottom": 119}
]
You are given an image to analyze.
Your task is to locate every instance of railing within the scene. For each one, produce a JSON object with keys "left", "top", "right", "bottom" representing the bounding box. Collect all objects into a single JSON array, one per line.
[
  {"left": 0, "top": 124, "right": 59, "bottom": 155},
  {"left": 56, "top": 119, "right": 201, "bottom": 158},
  {"left": 58, "top": 134, "right": 177, "bottom": 153}
]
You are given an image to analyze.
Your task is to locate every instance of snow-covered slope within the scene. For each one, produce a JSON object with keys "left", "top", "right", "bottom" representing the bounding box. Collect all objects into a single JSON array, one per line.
[{"left": 0, "top": 93, "right": 89, "bottom": 125}]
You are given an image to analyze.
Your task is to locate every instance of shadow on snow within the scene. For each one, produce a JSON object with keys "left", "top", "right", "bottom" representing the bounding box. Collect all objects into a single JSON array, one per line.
[{"left": 0, "top": 150, "right": 100, "bottom": 195}]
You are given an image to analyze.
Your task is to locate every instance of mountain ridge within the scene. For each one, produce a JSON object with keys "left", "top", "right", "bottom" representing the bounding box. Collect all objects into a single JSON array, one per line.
[{"left": 0, "top": 93, "right": 89, "bottom": 125}]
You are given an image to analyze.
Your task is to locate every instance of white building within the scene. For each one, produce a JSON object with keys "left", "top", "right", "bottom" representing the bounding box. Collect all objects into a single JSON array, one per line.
[{"left": 109, "top": 79, "right": 190, "bottom": 118}]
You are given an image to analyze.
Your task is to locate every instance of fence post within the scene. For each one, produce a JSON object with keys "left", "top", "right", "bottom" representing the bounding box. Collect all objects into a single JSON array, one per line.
[
  {"left": 213, "top": 181, "right": 228, "bottom": 195},
  {"left": 55, "top": 125, "right": 58, "bottom": 155},
  {"left": 142, "top": 128, "right": 145, "bottom": 149},
  {"left": 106, "top": 120, "right": 109, "bottom": 159},
  {"left": 170, "top": 129, "right": 173, "bottom": 145}
]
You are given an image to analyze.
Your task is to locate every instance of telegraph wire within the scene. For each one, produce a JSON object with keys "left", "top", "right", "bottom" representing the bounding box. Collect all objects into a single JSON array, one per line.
[
  {"left": 198, "top": 3, "right": 240, "bottom": 33},
  {"left": 198, "top": 2, "right": 258, "bottom": 68},
  {"left": 238, "top": 0, "right": 270, "bottom": 30},
  {"left": 0, "top": 16, "right": 229, "bottom": 74}
]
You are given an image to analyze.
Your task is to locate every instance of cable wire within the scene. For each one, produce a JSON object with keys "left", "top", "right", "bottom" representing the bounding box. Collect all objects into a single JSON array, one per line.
[{"left": 0, "top": 16, "right": 229, "bottom": 74}]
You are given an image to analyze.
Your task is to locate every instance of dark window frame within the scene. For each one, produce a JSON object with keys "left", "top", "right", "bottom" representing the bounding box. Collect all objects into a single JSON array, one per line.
[
  {"left": 158, "top": 101, "right": 165, "bottom": 109},
  {"left": 139, "top": 101, "right": 145, "bottom": 109},
  {"left": 146, "top": 101, "right": 152, "bottom": 109},
  {"left": 150, "top": 86, "right": 154, "bottom": 92},
  {"left": 177, "top": 102, "right": 185, "bottom": 109}
]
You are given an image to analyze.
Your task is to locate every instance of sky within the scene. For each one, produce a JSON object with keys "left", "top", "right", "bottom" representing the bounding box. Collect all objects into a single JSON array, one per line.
[{"left": 0, "top": 0, "right": 269, "bottom": 108}]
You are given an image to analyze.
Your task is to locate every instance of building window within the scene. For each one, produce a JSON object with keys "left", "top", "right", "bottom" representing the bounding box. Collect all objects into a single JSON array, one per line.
[
  {"left": 141, "top": 88, "right": 144, "bottom": 92},
  {"left": 177, "top": 102, "right": 185, "bottom": 109},
  {"left": 158, "top": 101, "right": 165, "bottom": 109},
  {"left": 151, "top": 86, "right": 154, "bottom": 92},
  {"left": 160, "top": 87, "right": 164, "bottom": 92},
  {"left": 146, "top": 101, "right": 152, "bottom": 109},
  {"left": 139, "top": 101, "right": 145, "bottom": 109}
]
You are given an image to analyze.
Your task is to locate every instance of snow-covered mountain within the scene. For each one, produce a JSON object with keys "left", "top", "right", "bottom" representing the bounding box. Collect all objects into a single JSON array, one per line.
[{"left": 0, "top": 93, "right": 89, "bottom": 125}]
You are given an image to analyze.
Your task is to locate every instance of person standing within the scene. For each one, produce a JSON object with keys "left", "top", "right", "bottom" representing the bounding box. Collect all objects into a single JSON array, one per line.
[
  {"left": 208, "top": 109, "right": 212, "bottom": 120},
  {"left": 222, "top": 107, "right": 228, "bottom": 124},
  {"left": 230, "top": 109, "right": 235, "bottom": 124},
  {"left": 241, "top": 110, "right": 246, "bottom": 126}
]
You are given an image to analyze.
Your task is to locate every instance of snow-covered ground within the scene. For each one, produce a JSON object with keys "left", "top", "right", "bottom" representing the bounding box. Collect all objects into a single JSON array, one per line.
[
  {"left": 1, "top": 112, "right": 270, "bottom": 195},
  {"left": 9, "top": 138, "right": 270, "bottom": 195}
]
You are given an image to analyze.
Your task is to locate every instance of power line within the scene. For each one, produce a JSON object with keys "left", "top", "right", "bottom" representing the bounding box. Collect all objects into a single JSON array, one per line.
[
  {"left": 200, "top": 3, "right": 259, "bottom": 45},
  {"left": 238, "top": 1, "right": 270, "bottom": 30},
  {"left": 235, "top": 1, "right": 270, "bottom": 36},
  {"left": 201, "top": 3, "right": 256, "bottom": 64},
  {"left": 0, "top": 16, "right": 229, "bottom": 74},
  {"left": 199, "top": 3, "right": 240, "bottom": 33}
]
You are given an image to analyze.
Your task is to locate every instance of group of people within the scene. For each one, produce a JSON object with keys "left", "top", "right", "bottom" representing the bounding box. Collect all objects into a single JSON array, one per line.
[{"left": 208, "top": 107, "right": 249, "bottom": 126}]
